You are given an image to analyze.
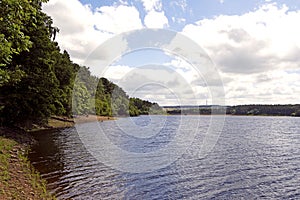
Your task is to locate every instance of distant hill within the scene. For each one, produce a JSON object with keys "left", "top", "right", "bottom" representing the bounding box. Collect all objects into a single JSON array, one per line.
[{"left": 163, "top": 104, "right": 300, "bottom": 117}]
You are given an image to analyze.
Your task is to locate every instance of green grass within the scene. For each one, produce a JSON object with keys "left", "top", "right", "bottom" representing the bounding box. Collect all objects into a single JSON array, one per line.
[
  {"left": 0, "top": 136, "right": 56, "bottom": 199},
  {"left": 18, "top": 149, "right": 55, "bottom": 199},
  {"left": 0, "top": 137, "right": 16, "bottom": 183}
]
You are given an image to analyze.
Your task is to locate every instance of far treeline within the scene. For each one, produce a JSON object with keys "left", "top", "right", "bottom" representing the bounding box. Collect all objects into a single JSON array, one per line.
[
  {"left": 0, "top": 0, "right": 163, "bottom": 128},
  {"left": 164, "top": 105, "right": 300, "bottom": 117}
]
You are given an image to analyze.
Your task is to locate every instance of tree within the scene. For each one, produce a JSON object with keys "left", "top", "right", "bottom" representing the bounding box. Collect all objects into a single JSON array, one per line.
[
  {"left": 0, "top": 0, "right": 60, "bottom": 127},
  {"left": 51, "top": 50, "right": 78, "bottom": 116},
  {"left": 72, "top": 80, "right": 91, "bottom": 115},
  {"left": 0, "top": 0, "right": 49, "bottom": 84},
  {"left": 294, "top": 110, "right": 300, "bottom": 117}
]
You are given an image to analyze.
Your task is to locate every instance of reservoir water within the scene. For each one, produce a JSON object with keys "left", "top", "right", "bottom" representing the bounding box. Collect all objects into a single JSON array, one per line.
[{"left": 29, "top": 115, "right": 300, "bottom": 199}]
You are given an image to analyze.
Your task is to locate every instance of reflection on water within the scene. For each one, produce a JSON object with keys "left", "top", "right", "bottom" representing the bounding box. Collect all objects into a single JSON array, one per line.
[{"left": 29, "top": 116, "right": 300, "bottom": 199}]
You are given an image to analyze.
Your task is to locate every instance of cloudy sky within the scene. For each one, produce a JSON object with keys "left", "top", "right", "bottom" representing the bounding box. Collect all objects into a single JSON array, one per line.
[{"left": 42, "top": 0, "right": 300, "bottom": 106}]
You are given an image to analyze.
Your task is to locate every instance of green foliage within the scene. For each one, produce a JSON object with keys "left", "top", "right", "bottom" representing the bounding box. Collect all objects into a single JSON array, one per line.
[
  {"left": 293, "top": 110, "right": 300, "bottom": 117},
  {"left": 227, "top": 104, "right": 300, "bottom": 116},
  {"left": 50, "top": 50, "right": 78, "bottom": 116},
  {"left": 165, "top": 105, "right": 300, "bottom": 116},
  {"left": 149, "top": 103, "right": 165, "bottom": 115},
  {"left": 130, "top": 98, "right": 165, "bottom": 115},
  {"left": 0, "top": 0, "right": 38, "bottom": 66},
  {"left": 0, "top": 0, "right": 163, "bottom": 128},
  {"left": 129, "top": 100, "right": 140, "bottom": 116},
  {"left": 0, "top": 137, "right": 17, "bottom": 182},
  {"left": 72, "top": 80, "right": 91, "bottom": 115},
  {"left": 95, "top": 78, "right": 132, "bottom": 116},
  {"left": 0, "top": 0, "right": 51, "bottom": 85},
  {"left": 0, "top": 67, "right": 25, "bottom": 87},
  {"left": 0, "top": 0, "right": 59, "bottom": 127},
  {"left": 93, "top": 78, "right": 164, "bottom": 117},
  {"left": 95, "top": 99, "right": 112, "bottom": 116}
]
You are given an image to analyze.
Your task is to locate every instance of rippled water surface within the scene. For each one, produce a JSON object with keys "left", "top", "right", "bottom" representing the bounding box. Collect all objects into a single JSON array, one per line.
[{"left": 29, "top": 115, "right": 300, "bottom": 199}]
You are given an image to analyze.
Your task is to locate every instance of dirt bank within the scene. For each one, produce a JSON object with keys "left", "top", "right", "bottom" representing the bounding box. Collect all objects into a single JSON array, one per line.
[{"left": 30, "top": 115, "right": 115, "bottom": 131}]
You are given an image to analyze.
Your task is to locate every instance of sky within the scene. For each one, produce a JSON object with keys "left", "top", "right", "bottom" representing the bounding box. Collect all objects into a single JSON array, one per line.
[{"left": 42, "top": 0, "right": 300, "bottom": 106}]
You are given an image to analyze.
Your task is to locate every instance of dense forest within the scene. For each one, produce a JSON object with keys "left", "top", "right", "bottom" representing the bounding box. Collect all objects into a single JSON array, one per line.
[
  {"left": 164, "top": 105, "right": 300, "bottom": 116},
  {"left": 0, "top": 0, "right": 163, "bottom": 128},
  {"left": 227, "top": 104, "right": 300, "bottom": 116}
]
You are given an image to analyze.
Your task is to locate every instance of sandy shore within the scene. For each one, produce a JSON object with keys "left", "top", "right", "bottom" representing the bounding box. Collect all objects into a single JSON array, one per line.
[
  {"left": 73, "top": 115, "right": 115, "bottom": 123},
  {"left": 46, "top": 115, "right": 115, "bottom": 129}
]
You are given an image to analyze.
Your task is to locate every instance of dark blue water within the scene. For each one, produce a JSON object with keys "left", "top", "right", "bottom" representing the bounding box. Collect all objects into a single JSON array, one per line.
[{"left": 29, "top": 115, "right": 300, "bottom": 199}]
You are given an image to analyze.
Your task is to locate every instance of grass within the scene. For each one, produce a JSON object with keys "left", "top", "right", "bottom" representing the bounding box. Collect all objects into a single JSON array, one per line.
[
  {"left": 0, "top": 136, "right": 55, "bottom": 199},
  {"left": 0, "top": 137, "right": 16, "bottom": 184}
]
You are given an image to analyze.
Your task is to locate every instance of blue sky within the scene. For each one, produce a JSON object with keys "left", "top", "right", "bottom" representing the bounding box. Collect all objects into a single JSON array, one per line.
[
  {"left": 42, "top": 0, "right": 300, "bottom": 105},
  {"left": 78, "top": 0, "right": 299, "bottom": 30}
]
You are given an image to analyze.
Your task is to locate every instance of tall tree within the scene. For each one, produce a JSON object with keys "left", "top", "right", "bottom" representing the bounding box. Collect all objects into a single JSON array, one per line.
[{"left": 0, "top": 0, "right": 60, "bottom": 127}]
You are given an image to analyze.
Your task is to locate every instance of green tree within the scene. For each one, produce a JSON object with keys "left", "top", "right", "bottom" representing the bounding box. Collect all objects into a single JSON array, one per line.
[
  {"left": 0, "top": 0, "right": 60, "bottom": 127},
  {"left": 0, "top": 0, "right": 49, "bottom": 84},
  {"left": 51, "top": 50, "right": 78, "bottom": 116},
  {"left": 72, "top": 80, "right": 91, "bottom": 115}
]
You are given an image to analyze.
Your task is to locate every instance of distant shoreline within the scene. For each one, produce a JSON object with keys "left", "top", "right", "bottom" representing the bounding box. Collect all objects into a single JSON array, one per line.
[{"left": 163, "top": 104, "right": 300, "bottom": 117}]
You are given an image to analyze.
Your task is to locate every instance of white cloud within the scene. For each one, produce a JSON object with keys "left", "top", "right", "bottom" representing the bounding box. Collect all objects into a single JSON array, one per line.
[
  {"left": 43, "top": 0, "right": 169, "bottom": 64},
  {"left": 182, "top": 3, "right": 300, "bottom": 104},
  {"left": 140, "top": 0, "right": 162, "bottom": 11},
  {"left": 42, "top": 0, "right": 106, "bottom": 64},
  {"left": 222, "top": 70, "right": 300, "bottom": 105},
  {"left": 114, "top": 65, "right": 199, "bottom": 105},
  {"left": 165, "top": 56, "right": 191, "bottom": 71},
  {"left": 102, "top": 65, "right": 133, "bottom": 82},
  {"left": 170, "top": 0, "right": 187, "bottom": 12},
  {"left": 171, "top": 17, "right": 186, "bottom": 24},
  {"left": 94, "top": 5, "right": 143, "bottom": 33},
  {"left": 182, "top": 3, "right": 300, "bottom": 73},
  {"left": 104, "top": 54, "right": 212, "bottom": 105},
  {"left": 42, "top": 0, "right": 143, "bottom": 65},
  {"left": 139, "top": 0, "right": 169, "bottom": 28},
  {"left": 144, "top": 10, "right": 169, "bottom": 28}
]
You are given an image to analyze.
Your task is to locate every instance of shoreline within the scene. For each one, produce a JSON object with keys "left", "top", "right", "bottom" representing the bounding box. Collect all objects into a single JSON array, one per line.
[
  {"left": 0, "top": 115, "right": 113, "bottom": 199},
  {"left": 0, "top": 127, "right": 55, "bottom": 199},
  {"left": 30, "top": 115, "right": 115, "bottom": 132}
]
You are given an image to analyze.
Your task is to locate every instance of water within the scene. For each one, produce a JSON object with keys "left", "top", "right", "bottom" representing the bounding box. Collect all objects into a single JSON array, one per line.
[{"left": 29, "top": 115, "right": 300, "bottom": 199}]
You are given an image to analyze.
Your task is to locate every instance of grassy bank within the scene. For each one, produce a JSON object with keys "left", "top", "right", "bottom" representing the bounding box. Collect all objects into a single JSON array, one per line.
[
  {"left": 0, "top": 115, "right": 113, "bottom": 199},
  {"left": 0, "top": 129, "right": 55, "bottom": 199}
]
